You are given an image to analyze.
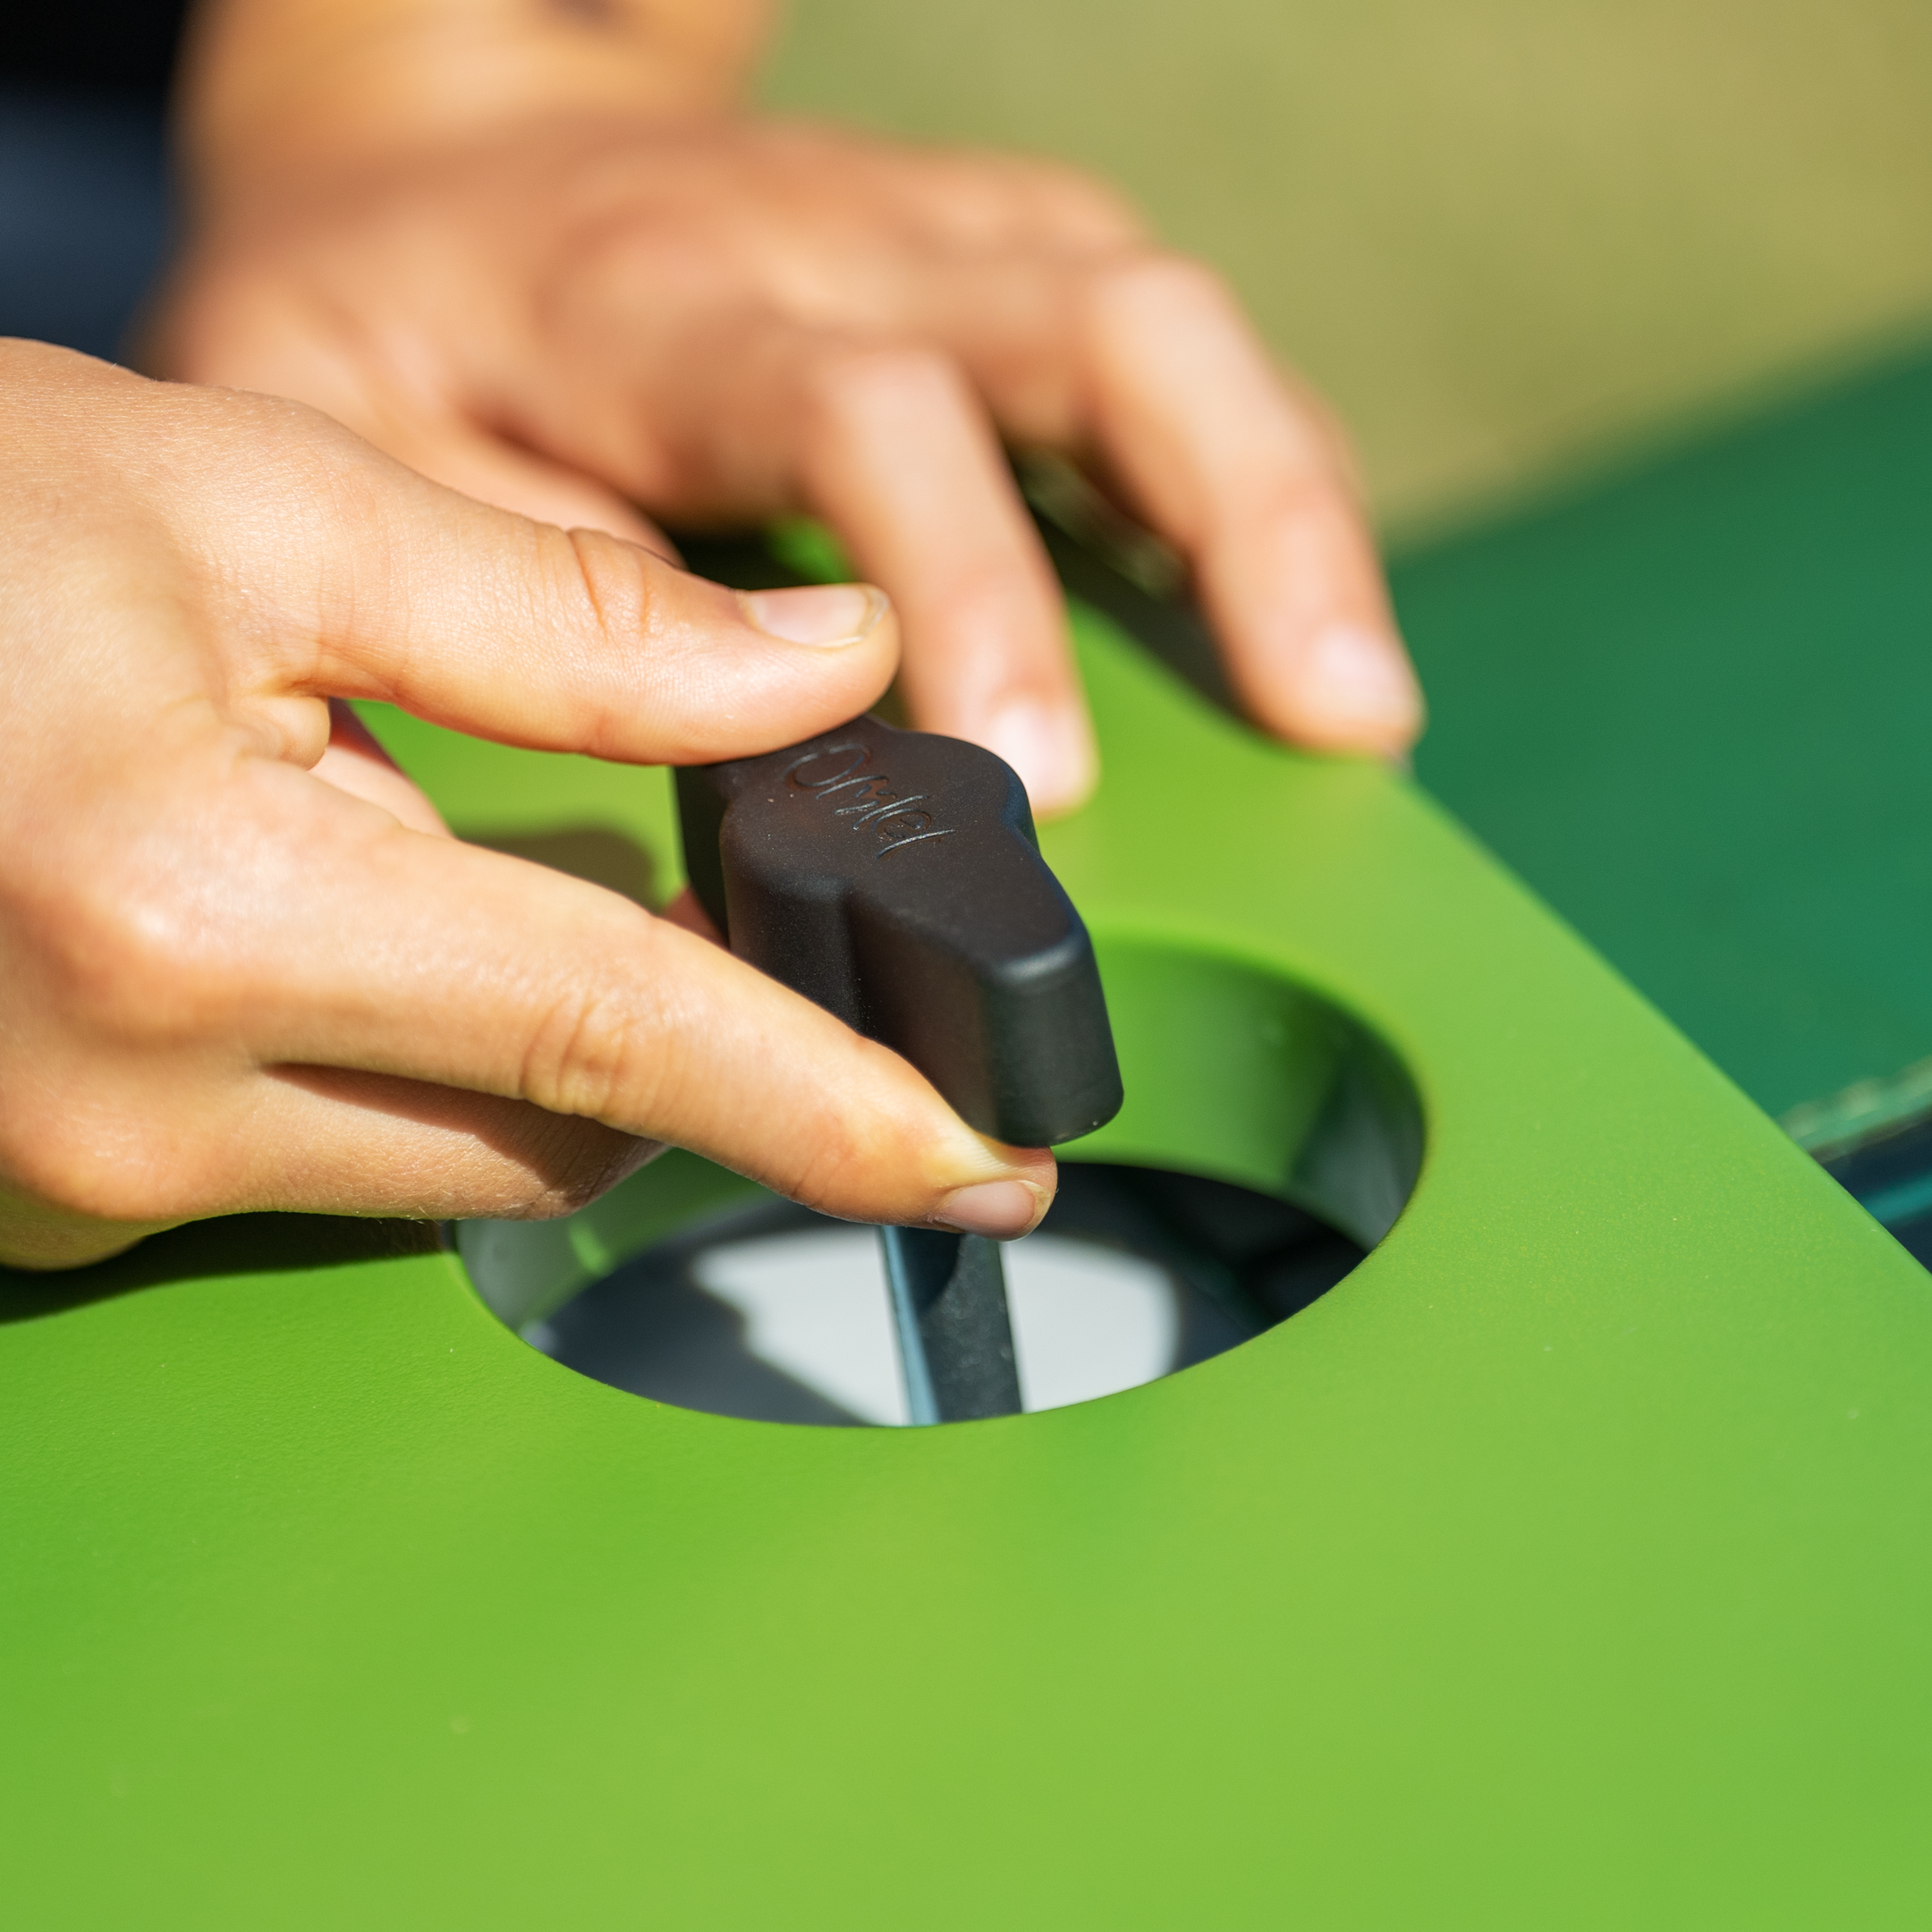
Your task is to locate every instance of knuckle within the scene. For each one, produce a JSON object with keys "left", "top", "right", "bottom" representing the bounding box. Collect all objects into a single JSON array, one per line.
[
  {"left": 157, "top": 369, "right": 336, "bottom": 466},
  {"left": 574, "top": 216, "right": 686, "bottom": 311},
  {"left": 557, "top": 523, "right": 654, "bottom": 644},
  {"left": 0, "top": 1107, "right": 198, "bottom": 1227},
  {"left": 537, "top": 527, "right": 682, "bottom": 740},
  {"left": 37, "top": 866, "right": 251, "bottom": 1046},
  {"left": 516, "top": 980, "right": 661, "bottom": 1128}
]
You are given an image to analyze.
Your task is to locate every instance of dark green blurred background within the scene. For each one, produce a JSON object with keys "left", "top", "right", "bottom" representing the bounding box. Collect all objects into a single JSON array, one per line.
[{"left": 767, "top": 1, "right": 1932, "bottom": 1141}]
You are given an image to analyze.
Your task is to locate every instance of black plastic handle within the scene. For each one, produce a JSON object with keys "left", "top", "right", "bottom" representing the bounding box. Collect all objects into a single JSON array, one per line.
[{"left": 675, "top": 715, "right": 1123, "bottom": 1148}]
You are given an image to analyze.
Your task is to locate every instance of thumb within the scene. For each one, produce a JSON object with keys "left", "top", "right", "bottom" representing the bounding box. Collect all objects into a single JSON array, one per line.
[{"left": 156, "top": 378, "right": 900, "bottom": 764}]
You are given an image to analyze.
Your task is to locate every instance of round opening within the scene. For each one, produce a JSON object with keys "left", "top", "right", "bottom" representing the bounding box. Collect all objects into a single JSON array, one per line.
[{"left": 458, "top": 938, "right": 1422, "bottom": 1425}]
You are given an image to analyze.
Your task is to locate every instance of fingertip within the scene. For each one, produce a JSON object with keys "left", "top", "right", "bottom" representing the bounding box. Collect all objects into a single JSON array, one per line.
[
  {"left": 979, "top": 693, "right": 1099, "bottom": 817},
  {"left": 737, "top": 582, "right": 893, "bottom": 651},
  {"left": 1236, "top": 618, "right": 1423, "bottom": 760},
  {"left": 1295, "top": 622, "right": 1426, "bottom": 754},
  {"left": 930, "top": 1176, "right": 1053, "bottom": 1240},
  {"left": 928, "top": 1138, "right": 1057, "bottom": 1238}
]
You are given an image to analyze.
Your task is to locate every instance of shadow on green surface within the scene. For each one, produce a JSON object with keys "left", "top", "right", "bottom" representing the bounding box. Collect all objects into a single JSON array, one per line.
[{"left": 0, "top": 1214, "right": 442, "bottom": 1326}]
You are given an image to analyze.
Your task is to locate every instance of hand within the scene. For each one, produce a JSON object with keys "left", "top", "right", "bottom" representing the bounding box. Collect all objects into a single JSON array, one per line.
[
  {"left": 155, "top": 93, "right": 1423, "bottom": 815},
  {"left": 0, "top": 341, "right": 1053, "bottom": 1269}
]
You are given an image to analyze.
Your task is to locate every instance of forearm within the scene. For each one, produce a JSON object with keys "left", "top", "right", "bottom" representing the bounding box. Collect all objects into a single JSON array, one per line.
[{"left": 177, "top": 0, "right": 775, "bottom": 199}]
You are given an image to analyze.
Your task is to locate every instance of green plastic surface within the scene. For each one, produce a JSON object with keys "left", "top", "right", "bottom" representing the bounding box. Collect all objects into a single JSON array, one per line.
[
  {"left": 1399, "top": 345, "right": 1932, "bottom": 1122},
  {"left": 5, "top": 607, "right": 1929, "bottom": 1926}
]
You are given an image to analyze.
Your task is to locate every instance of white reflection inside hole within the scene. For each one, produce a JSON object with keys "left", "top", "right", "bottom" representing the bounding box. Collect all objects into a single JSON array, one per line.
[{"left": 690, "top": 1228, "right": 1182, "bottom": 1425}]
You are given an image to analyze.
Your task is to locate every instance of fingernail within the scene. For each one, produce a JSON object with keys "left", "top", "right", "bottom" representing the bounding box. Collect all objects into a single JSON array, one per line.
[
  {"left": 932, "top": 1179, "right": 1048, "bottom": 1240},
  {"left": 980, "top": 696, "right": 1098, "bottom": 815},
  {"left": 739, "top": 583, "right": 888, "bottom": 648},
  {"left": 1304, "top": 623, "right": 1424, "bottom": 740}
]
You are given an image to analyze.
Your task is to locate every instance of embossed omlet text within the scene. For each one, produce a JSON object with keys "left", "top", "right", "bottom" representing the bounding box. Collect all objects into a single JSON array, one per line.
[{"left": 784, "top": 742, "right": 955, "bottom": 858}]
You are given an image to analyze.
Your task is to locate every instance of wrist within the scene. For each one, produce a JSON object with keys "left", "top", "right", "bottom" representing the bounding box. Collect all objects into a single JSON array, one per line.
[{"left": 177, "top": 0, "right": 773, "bottom": 208}]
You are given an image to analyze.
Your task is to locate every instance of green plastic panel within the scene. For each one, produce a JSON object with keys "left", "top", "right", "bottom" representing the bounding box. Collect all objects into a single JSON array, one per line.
[{"left": 4, "top": 607, "right": 1929, "bottom": 1926}]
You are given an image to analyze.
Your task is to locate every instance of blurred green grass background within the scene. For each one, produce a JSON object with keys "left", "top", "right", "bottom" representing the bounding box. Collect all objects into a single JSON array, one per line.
[{"left": 763, "top": 0, "right": 1932, "bottom": 538}]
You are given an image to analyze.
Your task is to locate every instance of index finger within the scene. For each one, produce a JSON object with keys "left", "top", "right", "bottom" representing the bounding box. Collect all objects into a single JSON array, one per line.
[{"left": 212, "top": 767, "right": 1059, "bottom": 1236}]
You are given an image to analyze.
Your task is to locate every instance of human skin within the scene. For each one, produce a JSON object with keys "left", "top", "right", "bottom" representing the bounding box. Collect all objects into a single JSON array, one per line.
[
  {"left": 0, "top": 341, "right": 1054, "bottom": 1270},
  {"left": 152, "top": 0, "right": 1424, "bottom": 818}
]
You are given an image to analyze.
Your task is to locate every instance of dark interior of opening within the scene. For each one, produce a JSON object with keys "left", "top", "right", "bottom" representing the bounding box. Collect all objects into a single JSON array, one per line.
[{"left": 521, "top": 1161, "right": 1365, "bottom": 1428}]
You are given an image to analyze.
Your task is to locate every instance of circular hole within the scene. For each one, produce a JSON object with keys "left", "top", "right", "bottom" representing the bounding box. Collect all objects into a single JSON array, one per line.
[
  {"left": 510, "top": 1164, "right": 1367, "bottom": 1427},
  {"left": 459, "top": 939, "right": 1423, "bottom": 1425}
]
